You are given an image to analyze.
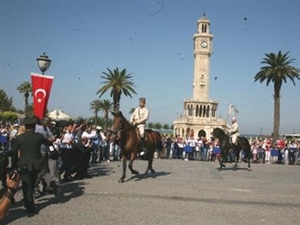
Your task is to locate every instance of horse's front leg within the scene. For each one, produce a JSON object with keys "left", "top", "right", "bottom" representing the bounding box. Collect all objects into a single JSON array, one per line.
[
  {"left": 119, "top": 156, "right": 127, "bottom": 183},
  {"left": 148, "top": 157, "right": 155, "bottom": 174},
  {"left": 246, "top": 150, "right": 252, "bottom": 171},
  {"left": 128, "top": 153, "right": 139, "bottom": 175},
  {"left": 218, "top": 154, "right": 226, "bottom": 171}
]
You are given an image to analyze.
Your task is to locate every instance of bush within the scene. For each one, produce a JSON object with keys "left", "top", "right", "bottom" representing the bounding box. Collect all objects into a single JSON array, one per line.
[{"left": 0, "top": 111, "right": 19, "bottom": 124}]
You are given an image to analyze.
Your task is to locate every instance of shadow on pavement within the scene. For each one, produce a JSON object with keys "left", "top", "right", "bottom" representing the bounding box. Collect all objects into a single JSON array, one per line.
[
  {"left": 123, "top": 171, "right": 171, "bottom": 183},
  {"left": 4, "top": 181, "right": 85, "bottom": 224}
]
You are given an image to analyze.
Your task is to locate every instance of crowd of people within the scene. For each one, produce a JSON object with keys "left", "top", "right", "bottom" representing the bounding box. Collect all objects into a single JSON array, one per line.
[{"left": 160, "top": 133, "right": 300, "bottom": 165}]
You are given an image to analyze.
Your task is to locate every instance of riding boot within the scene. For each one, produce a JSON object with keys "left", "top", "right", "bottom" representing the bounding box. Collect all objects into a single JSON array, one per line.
[{"left": 139, "top": 137, "right": 148, "bottom": 156}]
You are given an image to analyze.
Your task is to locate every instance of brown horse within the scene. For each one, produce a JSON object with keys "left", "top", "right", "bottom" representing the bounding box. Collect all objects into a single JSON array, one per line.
[{"left": 111, "top": 111, "right": 163, "bottom": 183}]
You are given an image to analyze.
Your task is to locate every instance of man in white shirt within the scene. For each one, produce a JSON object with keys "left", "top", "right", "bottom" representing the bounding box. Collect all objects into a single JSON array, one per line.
[
  {"left": 227, "top": 117, "right": 240, "bottom": 154},
  {"left": 130, "top": 98, "right": 149, "bottom": 156}
]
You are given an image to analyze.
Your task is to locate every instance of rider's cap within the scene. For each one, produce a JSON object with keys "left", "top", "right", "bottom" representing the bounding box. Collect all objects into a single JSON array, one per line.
[
  {"left": 23, "top": 117, "right": 39, "bottom": 125},
  {"left": 139, "top": 97, "right": 146, "bottom": 103}
]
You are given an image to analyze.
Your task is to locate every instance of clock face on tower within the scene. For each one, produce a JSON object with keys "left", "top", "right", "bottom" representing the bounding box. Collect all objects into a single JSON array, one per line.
[{"left": 201, "top": 41, "right": 208, "bottom": 48}]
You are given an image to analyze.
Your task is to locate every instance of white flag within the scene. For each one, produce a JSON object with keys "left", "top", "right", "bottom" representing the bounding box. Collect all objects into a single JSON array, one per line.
[
  {"left": 228, "top": 104, "right": 239, "bottom": 115},
  {"left": 228, "top": 104, "right": 233, "bottom": 114},
  {"left": 233, "top": 106, "right": 239, "bottom": 115}
]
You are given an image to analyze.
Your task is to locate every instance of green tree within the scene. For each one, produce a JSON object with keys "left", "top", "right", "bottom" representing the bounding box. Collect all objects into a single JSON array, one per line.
[
  {"left": 90, "top": 99, "right": 101, "bottom": 125},
  {"left": 153, "top": 123, "right": 162, "bottom": 130},
  {"left": 97, "top": 67, "right": 137, "bottom": 113},
  {"left": 129, "top": 107, "right": 135, "bottom": 114},
  {"left": 16, "top": 81, "right": 32, "bottom": 117},
  {"left": 254, "top": 51, "right": 300, "bottom": 142},
  {"left": 148, "top": 122, "right": 154, "bottom": 129},
  {"left": 99, "top": 99, "right": 113, "bottom": 130},
  {"left": 0, "top": 89, "right": 14, "bottom": 111},
  {"left": 163, "top": 124, "right": 170, "bottom": 130}
]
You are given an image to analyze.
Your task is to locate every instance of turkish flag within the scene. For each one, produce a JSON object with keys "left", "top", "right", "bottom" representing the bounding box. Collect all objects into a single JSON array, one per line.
[{"left": 31, "top": 73, "right": 54, "bottom": 119}]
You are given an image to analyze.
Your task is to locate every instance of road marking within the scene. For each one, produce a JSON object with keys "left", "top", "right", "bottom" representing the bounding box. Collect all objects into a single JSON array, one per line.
[{"left": 231, "top": 188, "right": 253, "bottom": 193}]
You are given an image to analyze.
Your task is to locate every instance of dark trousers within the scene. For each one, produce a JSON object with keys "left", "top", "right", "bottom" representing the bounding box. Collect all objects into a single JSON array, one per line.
[
  {"left": 103, "top": 145, "right": 109, "bottom": 161},
  {"left": 60, "top": 148, "right": 74, "bottom": 179},
  {"left": 21, "top": 170, "right": 39, "bottom": 211},
  {"left": 166, "top": 144, "right": 171, "bottom": 158},
  {"left": 74, "top": 151, "right": 91, "bottom": 178}
]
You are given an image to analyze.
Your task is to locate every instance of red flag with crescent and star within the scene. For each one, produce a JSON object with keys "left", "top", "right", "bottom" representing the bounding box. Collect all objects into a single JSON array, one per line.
[{"left": 31, "top": 73, "right": 54, "bottom": 119}]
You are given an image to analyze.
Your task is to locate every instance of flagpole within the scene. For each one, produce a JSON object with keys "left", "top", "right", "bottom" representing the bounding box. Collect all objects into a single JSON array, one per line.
[{"left": 225, "top": 104, "right": 232, "bottom": 132}]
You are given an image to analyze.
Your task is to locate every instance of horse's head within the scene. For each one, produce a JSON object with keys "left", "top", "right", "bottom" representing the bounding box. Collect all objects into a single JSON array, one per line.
[
  {"left": 111, "top": 110, "right": 130, "bottom": 133},
  {"left": 212, "top": 127, "right": 225, "bottom": 138}
]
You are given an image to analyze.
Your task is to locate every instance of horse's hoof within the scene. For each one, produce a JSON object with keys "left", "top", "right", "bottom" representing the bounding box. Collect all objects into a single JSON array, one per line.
[
  {"left": 151, "top": 169, "right": 155, "bottom": 174},
  {"left": 132, "top": 170, "right": 139, "bottom": 175},
  {"left": 221, "top": 164, "right": 226, "bottom": 168},
  {"left": 118, "top": 178, "right": 124, "bottom": 183},
  {"left": 248, "top": 168, "right": 252, "bottom": 171}
]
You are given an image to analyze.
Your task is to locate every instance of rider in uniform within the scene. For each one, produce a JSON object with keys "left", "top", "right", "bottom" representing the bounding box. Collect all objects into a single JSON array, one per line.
[
  {"left": 227, "top": 117, "right": 240, "bottom": 153},
  {"left": 130, "top": 98, "right": 149, "bottom": 156}
]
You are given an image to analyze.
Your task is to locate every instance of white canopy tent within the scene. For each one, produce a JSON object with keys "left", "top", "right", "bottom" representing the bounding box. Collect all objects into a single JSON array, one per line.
[{"left": 48, "top": 109, "right": 71, "bottom": 121}]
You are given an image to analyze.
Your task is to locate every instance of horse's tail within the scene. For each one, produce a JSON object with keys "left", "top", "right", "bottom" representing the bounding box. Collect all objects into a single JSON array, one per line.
[{"left": 153, "top": 131, "right": 163, "bottom": 152}]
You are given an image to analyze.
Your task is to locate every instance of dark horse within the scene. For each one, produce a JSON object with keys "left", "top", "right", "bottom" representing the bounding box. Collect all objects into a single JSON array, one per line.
[
  {"left": 212, "top": 127, "right": 252, "bottom": 171},
  {"left": 111, "top": 111, "right": 163, "bottom": 183}
]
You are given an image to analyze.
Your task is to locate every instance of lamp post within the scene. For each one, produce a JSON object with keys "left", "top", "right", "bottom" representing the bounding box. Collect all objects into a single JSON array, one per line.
[{"left": 36, "top": 52, "right": 51, "bottom": 74}]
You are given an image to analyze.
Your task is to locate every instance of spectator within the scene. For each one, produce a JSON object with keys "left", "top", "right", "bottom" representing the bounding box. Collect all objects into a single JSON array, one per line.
[
  {"left": 0, "top": 124, "right": 9, "bottom": 150},
  {"left": 165, "top": 135, "right": 172, "bottom": 159},
  {"left": 73, "top": 134, "right": 93, "bottom": 180},
  {"left": 264, "top": 138, "right": 271, "bottom": 164},
  {"left": 59, "top": 123, "right": 76, "bottom": 182},
  {"left": 35, "top": 117, "right": 59, "bottom": 197}
]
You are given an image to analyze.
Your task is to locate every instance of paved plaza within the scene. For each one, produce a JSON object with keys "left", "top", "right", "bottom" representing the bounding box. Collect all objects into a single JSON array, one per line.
[{"left": 3, "top": 159, "right": 300, "bottom": 225}]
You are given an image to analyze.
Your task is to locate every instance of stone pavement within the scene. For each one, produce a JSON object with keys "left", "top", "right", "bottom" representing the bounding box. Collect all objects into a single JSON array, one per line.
[{"left": 2, "top": 159, "right": 300, "bottom": 225}]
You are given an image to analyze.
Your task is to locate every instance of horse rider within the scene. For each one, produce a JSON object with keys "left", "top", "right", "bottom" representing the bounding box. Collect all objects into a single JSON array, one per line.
[
  {"left": 130, "top": 97, "right": 149, "bottom": 156},
  {"left": 227, "top": 117, "right": 240, "bottom": 151}
]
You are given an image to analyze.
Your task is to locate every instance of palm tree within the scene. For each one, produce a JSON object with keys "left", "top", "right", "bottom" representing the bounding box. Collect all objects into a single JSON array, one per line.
[
  {"left": 254, "top": 51, "right": 300, "bottom": 142},
  {"left": 90, "top": 99, "right": 101, "bottom": 125},
  {"left": 16, "top": 81, "right": 32, "bottom": 117},
  {"left": 97, "top": 67, "right": 137, "bottom": 113},
  {"left": 99, "top": 99, "right": 113, "bottom": 130},
  {"left": 129, "top": 107, "right": 135, "bottom": 114}
]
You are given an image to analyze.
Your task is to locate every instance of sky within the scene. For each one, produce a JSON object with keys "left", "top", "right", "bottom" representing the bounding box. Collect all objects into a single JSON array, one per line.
[{"left": 1, "top": 0, "right": 300, "bottom": 135}]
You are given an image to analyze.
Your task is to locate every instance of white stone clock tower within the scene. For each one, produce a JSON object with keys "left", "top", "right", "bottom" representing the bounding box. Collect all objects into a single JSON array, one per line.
[
  {"left": 173, "top": 14, "right": 226, "bottom": 138},
  {"left": 193, "top": 15, "right": 213, "bottom": 101}
]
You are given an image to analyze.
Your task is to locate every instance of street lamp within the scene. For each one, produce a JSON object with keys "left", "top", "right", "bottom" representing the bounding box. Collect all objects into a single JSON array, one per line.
[{"left": 36, "top": 52, "right": 51, "bottom": 74}]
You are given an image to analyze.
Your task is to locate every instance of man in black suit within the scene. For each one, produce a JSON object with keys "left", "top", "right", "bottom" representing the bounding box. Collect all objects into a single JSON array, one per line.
[
  {"left": 73, "top": 134, "right": 93, "bottom": 179},
  {"left": 12, "top": 117, "right": 49, "bottom": 215}
]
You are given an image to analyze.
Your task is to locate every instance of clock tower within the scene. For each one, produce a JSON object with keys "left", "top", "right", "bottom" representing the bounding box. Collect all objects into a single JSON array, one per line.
[
  {"left": 173, "top": 14, "right": 226, "bottom": 138},
  {"left": 193, "top": 15, "right": 213, "bottom": 101}
]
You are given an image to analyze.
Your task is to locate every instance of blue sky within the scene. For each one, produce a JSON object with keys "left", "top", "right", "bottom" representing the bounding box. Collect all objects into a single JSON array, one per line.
[{"left": 1, "top": 0, "right": 300, "bottom": 135}]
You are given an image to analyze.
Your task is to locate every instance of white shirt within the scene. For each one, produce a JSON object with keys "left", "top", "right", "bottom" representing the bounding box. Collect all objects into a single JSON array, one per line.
[{"left": 130, "top": 107, "right": 149, "bottom": 126}]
